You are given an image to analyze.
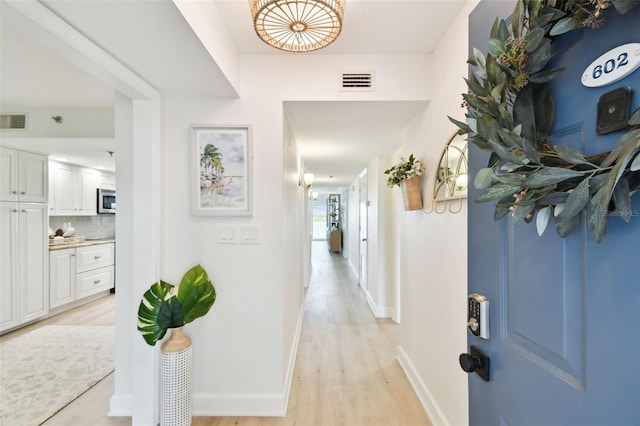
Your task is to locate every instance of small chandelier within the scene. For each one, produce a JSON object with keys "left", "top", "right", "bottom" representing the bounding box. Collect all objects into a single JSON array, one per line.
[{"left": 249, "top": 0, "right": 345, "bottom": 53}]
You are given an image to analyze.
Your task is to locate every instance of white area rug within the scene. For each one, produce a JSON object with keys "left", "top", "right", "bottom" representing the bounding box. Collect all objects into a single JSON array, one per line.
[{"left": 0, "top": 325, "right": 114, "bottom": 426}]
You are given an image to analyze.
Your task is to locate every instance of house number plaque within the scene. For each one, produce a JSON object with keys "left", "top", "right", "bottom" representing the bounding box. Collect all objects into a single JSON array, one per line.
[{"left": 581, "top": 43, "right": 640, "bottom": 88}]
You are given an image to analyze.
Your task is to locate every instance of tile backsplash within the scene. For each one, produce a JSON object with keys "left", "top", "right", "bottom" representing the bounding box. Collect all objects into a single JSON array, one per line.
[{"left": 49, "top": 215, "right": 115, "bottom": 239}]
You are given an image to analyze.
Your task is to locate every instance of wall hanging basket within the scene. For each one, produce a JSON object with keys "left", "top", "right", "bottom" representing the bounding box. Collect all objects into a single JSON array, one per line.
[
  {"left": 160, "top": 327, "right": 193, "bottom": 426},
  {"left": 401, "top": 176, "right": 423, "bottom": 211}
]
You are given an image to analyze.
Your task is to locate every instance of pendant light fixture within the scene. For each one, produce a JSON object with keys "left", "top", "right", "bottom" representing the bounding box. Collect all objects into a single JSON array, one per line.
[{"left": 249, "top": 0, "right": 345, "bottom": 53}]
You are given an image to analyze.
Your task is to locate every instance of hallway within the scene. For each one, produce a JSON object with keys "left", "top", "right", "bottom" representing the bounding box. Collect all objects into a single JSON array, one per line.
[
  {"left": 291, "top": 241, "right": 430, "bottom": 425},
  {"left": 43, "top": 241, "right": 431, "bottom": 425},
  {"left": 195, "top": 241, "right": 431, "bottom": 425}
]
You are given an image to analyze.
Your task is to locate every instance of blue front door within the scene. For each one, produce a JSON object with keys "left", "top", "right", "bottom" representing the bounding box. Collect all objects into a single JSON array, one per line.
[{"left": 467, "top": 3, "right": 640, "bottom": 425}]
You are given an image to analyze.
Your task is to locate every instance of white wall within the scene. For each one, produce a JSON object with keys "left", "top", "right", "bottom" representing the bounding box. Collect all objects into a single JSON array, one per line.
[
  {"left": 0, "top": 107, "right": 114, "bottom": 138},
  {"left": 282, "top": 115, "right": 306, "bottom": 403},
  {"left": 242, "top": 54, "right": 430, "bottom": 102},
  {"left": 362, "top": 156, "right": 396, "bottom": 318},
  {"left": 396, "top": 2, "right": 478, "bottom": 426},
  {"left": 163, "top": 96, "right": 294, "bottom": 414},
  {"left": 112, "top": 94, "right": 164, "bottom": 424}
]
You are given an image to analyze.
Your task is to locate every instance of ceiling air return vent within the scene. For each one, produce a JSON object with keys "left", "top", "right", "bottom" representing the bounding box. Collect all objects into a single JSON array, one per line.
[
  {"left": 0, "top": 114, "right": 27, "bottom": 130},
  {"left": 340, "top": 71, "right": 375, "bottom": 92}
]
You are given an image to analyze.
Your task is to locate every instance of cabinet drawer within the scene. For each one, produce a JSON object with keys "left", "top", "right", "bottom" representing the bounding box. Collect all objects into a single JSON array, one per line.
[
  {"left": 76, "top": 243, "right": 114, "bottom": 273},
  {"left": 76, "top": 266, "right": 114, "bottom": 299}
]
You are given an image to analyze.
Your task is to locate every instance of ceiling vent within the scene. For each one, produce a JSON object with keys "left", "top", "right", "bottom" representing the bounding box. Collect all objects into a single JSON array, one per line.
[
  {"left": 340, "top": 72, "right": 375, "bottom": 92},
  {"left": 0, "top": 114, "right": 27, "bottom": 130}
]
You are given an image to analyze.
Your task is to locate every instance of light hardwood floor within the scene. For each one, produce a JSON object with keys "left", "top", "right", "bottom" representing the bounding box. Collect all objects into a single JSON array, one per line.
[{"left": 6, "top": 242, "right": 431, "bottom": 425}]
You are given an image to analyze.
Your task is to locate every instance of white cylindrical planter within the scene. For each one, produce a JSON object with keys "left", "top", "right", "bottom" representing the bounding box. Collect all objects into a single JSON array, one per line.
[{"left": 160, "top": 327, "right": 192, "bottom": 426}]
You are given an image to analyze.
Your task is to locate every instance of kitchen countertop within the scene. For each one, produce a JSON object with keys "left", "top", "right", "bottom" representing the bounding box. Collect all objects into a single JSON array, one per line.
[{"left": 49, "top": 238, "right": 116, "bottom": 251}]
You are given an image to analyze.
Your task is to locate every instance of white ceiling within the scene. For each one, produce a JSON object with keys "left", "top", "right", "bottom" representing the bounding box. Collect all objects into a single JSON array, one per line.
[
  {"left": 0, "top": 0, "right": 467, "bottom": 187},
  {"left": 286, "top": 101, "right": 428, "bottom": 187}
]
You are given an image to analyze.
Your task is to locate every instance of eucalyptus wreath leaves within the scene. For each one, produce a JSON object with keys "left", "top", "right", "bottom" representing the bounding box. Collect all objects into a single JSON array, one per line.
[{"left": 450, "top": 0, "right": 640, "bottom": 243}]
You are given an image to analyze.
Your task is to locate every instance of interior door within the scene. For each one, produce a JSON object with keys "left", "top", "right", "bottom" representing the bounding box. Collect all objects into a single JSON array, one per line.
[
  {"left": 466, "top": 3, "right": 640, "bottom": 425},
  {"left": 359, "top": 171, "right": 368, "bottom": 291}
]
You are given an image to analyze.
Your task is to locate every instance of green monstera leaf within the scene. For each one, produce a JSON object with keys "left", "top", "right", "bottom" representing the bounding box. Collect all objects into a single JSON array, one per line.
[
  {"left": 137, "top": 264, "right": 217, "bottom": 346},
  {"left": 178, "top": 264, "right": 216, "bottom": 324},
  {"left": 137, "top": 280, "right": 181, "bottom": 346}
]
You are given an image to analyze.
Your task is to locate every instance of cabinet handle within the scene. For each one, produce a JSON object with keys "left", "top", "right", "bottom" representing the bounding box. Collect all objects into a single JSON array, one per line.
[
  {"left": 94, "top": 255, "right": 101, "bottom": 259},
  {"left": 94, "top": 279, "right": 101, "bottom": 284},
  {"left": 12, "top": 209, "right": 18, "bottom": 213},
  {"left": 20, "top": 191, "right": 26, "bottom": 195},
  {"left": 21, "top": 209, "right": 26, "bottom": 213},
  {"left": 12, "top": 191, "right": 17, "bottom": 194}
]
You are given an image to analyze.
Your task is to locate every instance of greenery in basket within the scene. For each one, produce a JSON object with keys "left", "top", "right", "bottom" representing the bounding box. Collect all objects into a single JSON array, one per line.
[
  {"left": 384, "top": 154, "right": 425, "bottom": 188},
  {"left": 449, "top": 0, "right": 640, "bottom": 243},
  {"left": 137, "top": 264, "right": 216, "bottom": 346}
]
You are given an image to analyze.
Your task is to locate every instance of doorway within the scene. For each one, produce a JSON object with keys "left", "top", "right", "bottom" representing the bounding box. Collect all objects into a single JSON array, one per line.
[
  {"left": 311, "top": 201, "right": 327, "bottom": 241},
  {"left": 358, "top": 171, "right": 368, "bottom": 291}
]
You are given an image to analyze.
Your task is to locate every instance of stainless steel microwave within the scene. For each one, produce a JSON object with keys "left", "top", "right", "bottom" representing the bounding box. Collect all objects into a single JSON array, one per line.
[{"left": 97, "top": 188, "right": 116, "bottom": 214}]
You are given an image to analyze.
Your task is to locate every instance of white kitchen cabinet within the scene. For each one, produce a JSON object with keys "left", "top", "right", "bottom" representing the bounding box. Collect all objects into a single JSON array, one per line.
[
  {"left": 75, "top": 243, "right": 114, "bottom": 299},
  {"left": 76, "top": 266, "right": 114, "bottom": 299},
  {"left": 0, "top": 202, "right": 49, "bottom": 333},
  {"left": 52, "top": 162, "right": 75, "bottom": 215},
  {"left": 49, "top": 248, "right": 75, "bottom": 309},
  {"left": 0, "top": 202, "right": 19, "bottom": 331},
  {"left": 77, "top": 168, "right": 98, "bottom": 215},
  {"left": 48, "top": 162, "right": 55, "bottom": 215},
  {"left": 0, "top": 147, "right": 48, "bottom": 203},
  {"left": 76, "top": 243, "right": 115, "bottom": 273},
  {"left": 99, "top": 171, "right": 116, "bottom": 190},
  {"left": 48, "top": 242, "right": 114, "bottom": 311},
  {"left": 50, "top": 161, "right": 99, "bottom": 216}
]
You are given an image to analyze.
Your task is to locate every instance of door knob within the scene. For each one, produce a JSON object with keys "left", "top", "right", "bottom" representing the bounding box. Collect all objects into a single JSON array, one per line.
[
  {"left": 459, "top": 353, "right": 482, "bottom": 372},
  {"left": 459, "top": 345, "right": 490, "bottom": 382}
]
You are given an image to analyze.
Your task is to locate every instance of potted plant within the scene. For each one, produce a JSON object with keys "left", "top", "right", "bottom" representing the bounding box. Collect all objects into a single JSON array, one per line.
[
  {"left": 137, "top": 264, "right": 216, "bottom": 426},
  {"left": 384, "top": 154, "right": 425, "bottom": 210},
  {"left": 137, "top": 264, "right": 216, "bottom": 345}
]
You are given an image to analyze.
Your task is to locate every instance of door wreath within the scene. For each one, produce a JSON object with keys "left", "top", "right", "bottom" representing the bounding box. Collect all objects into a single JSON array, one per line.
[{"left": 450, "top": 0, "right": 640, "bottom": 242}]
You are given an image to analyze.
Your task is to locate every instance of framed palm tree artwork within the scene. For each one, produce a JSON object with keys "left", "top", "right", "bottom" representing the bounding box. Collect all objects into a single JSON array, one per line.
[{"left": 191, "top": 124, "right": 252, "bottom": 216}]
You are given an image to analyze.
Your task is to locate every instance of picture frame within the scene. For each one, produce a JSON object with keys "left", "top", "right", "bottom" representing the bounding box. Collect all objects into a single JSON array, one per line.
[{"left": 191, "top": 124, "right": 252, "bottom": 216}]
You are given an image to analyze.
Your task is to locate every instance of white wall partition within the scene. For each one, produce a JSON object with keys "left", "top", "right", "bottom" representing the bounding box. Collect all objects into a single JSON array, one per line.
[{"left": 396, "top": 2, "right": 479, "bottom": 426}]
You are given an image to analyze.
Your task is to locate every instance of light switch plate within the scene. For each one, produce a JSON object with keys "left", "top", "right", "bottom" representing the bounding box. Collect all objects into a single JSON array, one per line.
[
  {"left": 218, "top": 225, "right": 237, "bottom": 244},
  {"left": 241, "top": 225, "right": 259, "bottom": 244}
]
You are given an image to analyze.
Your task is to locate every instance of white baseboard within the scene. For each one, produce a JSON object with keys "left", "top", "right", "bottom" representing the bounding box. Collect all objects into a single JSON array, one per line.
[
  {"left": 193, "top": 393, "right": 286, "bottom": 417},
  {"left": 397, "top": 346, "right": 449, "bottom": 426},
  {"left": 365, "top": 290, "right": 393, "bottom": 318},
  {"left": 347, "top": 258, "right": 359, "bottom": 280},
  {"left": 193, "top": 303, "right": 305, "bottom": 417},
  {"left": 282, "top": 303, "right": 305, "bottom": 414}
]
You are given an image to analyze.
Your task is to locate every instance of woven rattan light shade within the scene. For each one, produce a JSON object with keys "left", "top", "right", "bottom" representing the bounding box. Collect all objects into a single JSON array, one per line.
[{"left": 250, "top": 0, "right": 345, "bottom": 52}]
